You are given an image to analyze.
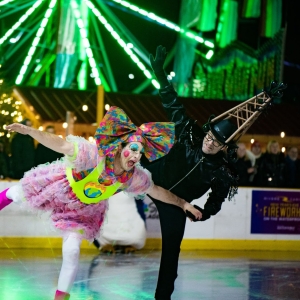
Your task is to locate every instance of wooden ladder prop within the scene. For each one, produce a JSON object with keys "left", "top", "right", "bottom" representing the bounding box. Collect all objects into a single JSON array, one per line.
[{"left": 210, "top": 81, "right": 287, "bottom": 143}]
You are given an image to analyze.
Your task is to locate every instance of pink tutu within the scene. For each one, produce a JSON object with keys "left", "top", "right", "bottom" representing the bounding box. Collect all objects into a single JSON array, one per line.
[
  {"left": 20, "top": 160, "right": 107, "bottom": 241},
  {"left": 18, "top": 135, "right": 152, "bottom": 240}
]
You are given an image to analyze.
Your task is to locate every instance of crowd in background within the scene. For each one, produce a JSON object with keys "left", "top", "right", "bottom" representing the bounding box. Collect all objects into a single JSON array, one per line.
[
  {"left": 0, "top": 120, "right": 299, "bottom": 189},
  {"left": 236, "top": 140, "right": 300, "bottom": 188}
]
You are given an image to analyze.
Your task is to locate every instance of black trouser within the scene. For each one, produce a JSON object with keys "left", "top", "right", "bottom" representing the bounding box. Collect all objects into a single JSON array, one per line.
[{"left": 151, "top": 198, "right": 187, "bottom": 300}]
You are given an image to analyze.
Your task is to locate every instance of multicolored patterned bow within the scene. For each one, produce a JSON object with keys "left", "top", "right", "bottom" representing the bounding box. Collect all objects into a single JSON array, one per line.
[{"left": 94, "top": 106, "right": 175, "bottom": 162}]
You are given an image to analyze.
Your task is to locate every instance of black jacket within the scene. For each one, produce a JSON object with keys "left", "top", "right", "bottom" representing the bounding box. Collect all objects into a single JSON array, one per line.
[
  {"left": 257, "top": 152, "right": 286, "bottom": 187},
  {"left": 142, "top": 85, "right": 238, "bottom": 221},
  {"left": 285, "top": 156, "right": 300, "bottom": 188},
  {"left": 235, "top": 158, "right": 253, "bottom": 186}
]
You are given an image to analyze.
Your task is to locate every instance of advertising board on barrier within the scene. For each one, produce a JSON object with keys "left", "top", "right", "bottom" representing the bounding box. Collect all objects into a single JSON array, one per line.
[{"left": 251, "top": 190, "right": 300, "bottom": 234}]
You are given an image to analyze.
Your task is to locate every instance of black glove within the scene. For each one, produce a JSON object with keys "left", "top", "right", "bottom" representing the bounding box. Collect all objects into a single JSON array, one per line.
[
  {"left": 149, "top": 45, "right": 167, "bottom": 73},
  {"left": 149, "top": 45, "right": 170, "bottom": 88},
  {"left": 186, "top": 205, "right": 211, "bottom": 222}
]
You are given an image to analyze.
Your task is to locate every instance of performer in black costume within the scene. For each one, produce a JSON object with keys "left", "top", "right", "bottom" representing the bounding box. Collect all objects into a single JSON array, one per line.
[
  {"left": 90, "top": 47, "right": 285, "bottom": 299},
  {"left": 142, "top": 45, "right": 286, "bottom": 299},
  {"left": 144, "top": 46, "right": 286, "bottom": 300}
]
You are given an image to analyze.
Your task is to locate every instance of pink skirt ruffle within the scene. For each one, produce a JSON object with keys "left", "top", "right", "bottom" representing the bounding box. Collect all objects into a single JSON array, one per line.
[{"left": 20, "top": 161, "right": 107, "bottom": 240}]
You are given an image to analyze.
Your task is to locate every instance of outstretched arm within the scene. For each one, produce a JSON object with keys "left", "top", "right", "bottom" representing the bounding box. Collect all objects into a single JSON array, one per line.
[
  {"left": 147, "top": 184, "right": 202, "bottom": 220},
  {"left": 150, "top": 46, "right": 190, "bottom": 129},
  {"left": 150, "top": 45, "right": 204, "bottom": 145},
  {"left": 6, "top": 123, "right": 74, "bottom": 156},
  {"left": 187, "top": 167, "right": 237, "bottom": 222}
]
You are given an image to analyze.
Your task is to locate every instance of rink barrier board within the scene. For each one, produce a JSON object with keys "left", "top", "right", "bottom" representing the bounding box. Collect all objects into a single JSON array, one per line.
[{"left": 1, "top": 237, "right": 300, "bottom": 251}]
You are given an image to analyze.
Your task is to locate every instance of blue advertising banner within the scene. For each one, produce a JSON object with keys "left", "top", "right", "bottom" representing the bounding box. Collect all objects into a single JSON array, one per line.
[{"left": 251, "top": 190, "right": 300, "bottom": 234}]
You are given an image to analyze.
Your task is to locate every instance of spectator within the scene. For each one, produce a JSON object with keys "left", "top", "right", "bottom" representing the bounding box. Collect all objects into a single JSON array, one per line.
[
  {"left": 236, "top": 142, "right": 256, "bottom": 186},
  {"left": 35, "top": 125, "right": 63, "bottom": 165},
  {"left": 257, "top": 140, "right": 286, "bottom": 187},
  {"left": 251, "top": 140, "right": 262, "bottom": 160},
  {"left": 251, "top": 140, "right": 263, "bottom": 186},
  {"left": 10, "top": 119, "right": 35, "bottom": 179},
  {"left": 285, "top": 146, "right": 300, "bottom": 188},
  {"left": 0, "top": 141, "right": 10, "bottom": 179},
  {"left": 246, "top": 148, "right": 256, "bottom": 168}
]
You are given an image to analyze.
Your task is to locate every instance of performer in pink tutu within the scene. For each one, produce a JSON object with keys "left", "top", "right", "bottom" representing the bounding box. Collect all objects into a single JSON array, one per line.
[{"left": 0, "top": 106, "right": 201, "bottom": 300}]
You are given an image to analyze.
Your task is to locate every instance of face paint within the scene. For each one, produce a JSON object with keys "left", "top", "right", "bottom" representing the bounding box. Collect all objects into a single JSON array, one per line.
[
  {"left": 129, "top": 143, "right": 139, "bottom": 151},
  {"left": 123, "top": 150, "right": 130, "bottom": 157},
  {"left": 119, "top": 142, "right": 144, "bottom": 172}
]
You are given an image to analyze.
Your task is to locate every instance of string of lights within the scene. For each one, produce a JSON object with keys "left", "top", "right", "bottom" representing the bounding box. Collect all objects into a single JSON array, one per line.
[
  {"left": 0, "top": 0, "right": 13, "bottom": 6},
  {"left": 0, "top": 65, "right": 23, "bottom": 138},
  {"left": 15, "top": 0, "right": 57, "bottom": 85},
  {"left": 112, "top": 0, "right": 214, "bottom": 59},
  {"left": 85, "top": 0, "right": 160, "bottom": 89},
  {"left": 71, "top": 0, "right": 103, "bottom": 87},
  {"left": 0, "top": 0, "right": 43, "bottom": 46}
]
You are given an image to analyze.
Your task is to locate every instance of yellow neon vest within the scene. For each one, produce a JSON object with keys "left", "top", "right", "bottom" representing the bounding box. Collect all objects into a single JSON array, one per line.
[{"left": 66, "top": 158, "right": 122, "bottom": 204}]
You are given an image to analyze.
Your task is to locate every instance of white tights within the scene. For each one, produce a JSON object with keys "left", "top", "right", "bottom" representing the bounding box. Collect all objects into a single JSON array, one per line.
[
  {"left": 57, "top": 232, "right": 83, "bottom": 293},
  {"left": 6, "top": 185, "right": 83, "bottom": 293}
]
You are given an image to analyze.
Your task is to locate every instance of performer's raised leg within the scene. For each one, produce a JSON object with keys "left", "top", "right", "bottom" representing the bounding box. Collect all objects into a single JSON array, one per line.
[{"left": 152, "top": 199, "right": 186, "bottom": 299}]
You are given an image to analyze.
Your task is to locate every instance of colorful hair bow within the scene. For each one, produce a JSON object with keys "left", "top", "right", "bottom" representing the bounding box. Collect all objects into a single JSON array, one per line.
[{"left": 94, "top": 106, "right": 175, "bottom": 162}]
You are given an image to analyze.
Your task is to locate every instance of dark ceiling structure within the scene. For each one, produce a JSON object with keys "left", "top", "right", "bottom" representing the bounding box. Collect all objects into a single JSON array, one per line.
[{"left": 13, "top": 85, "right": 300, "bottom": 137}]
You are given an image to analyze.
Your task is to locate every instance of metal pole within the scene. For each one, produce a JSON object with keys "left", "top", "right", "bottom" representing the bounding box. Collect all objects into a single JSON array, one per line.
[
  {"left": 97, "top": 85, "right": 104, "bottom": 125},
  {"left": 66, "top": 111, "right": 75, "bottom": 136},
  {"left": 90, "top": 11, "right": 117, "bottom": 91}
]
